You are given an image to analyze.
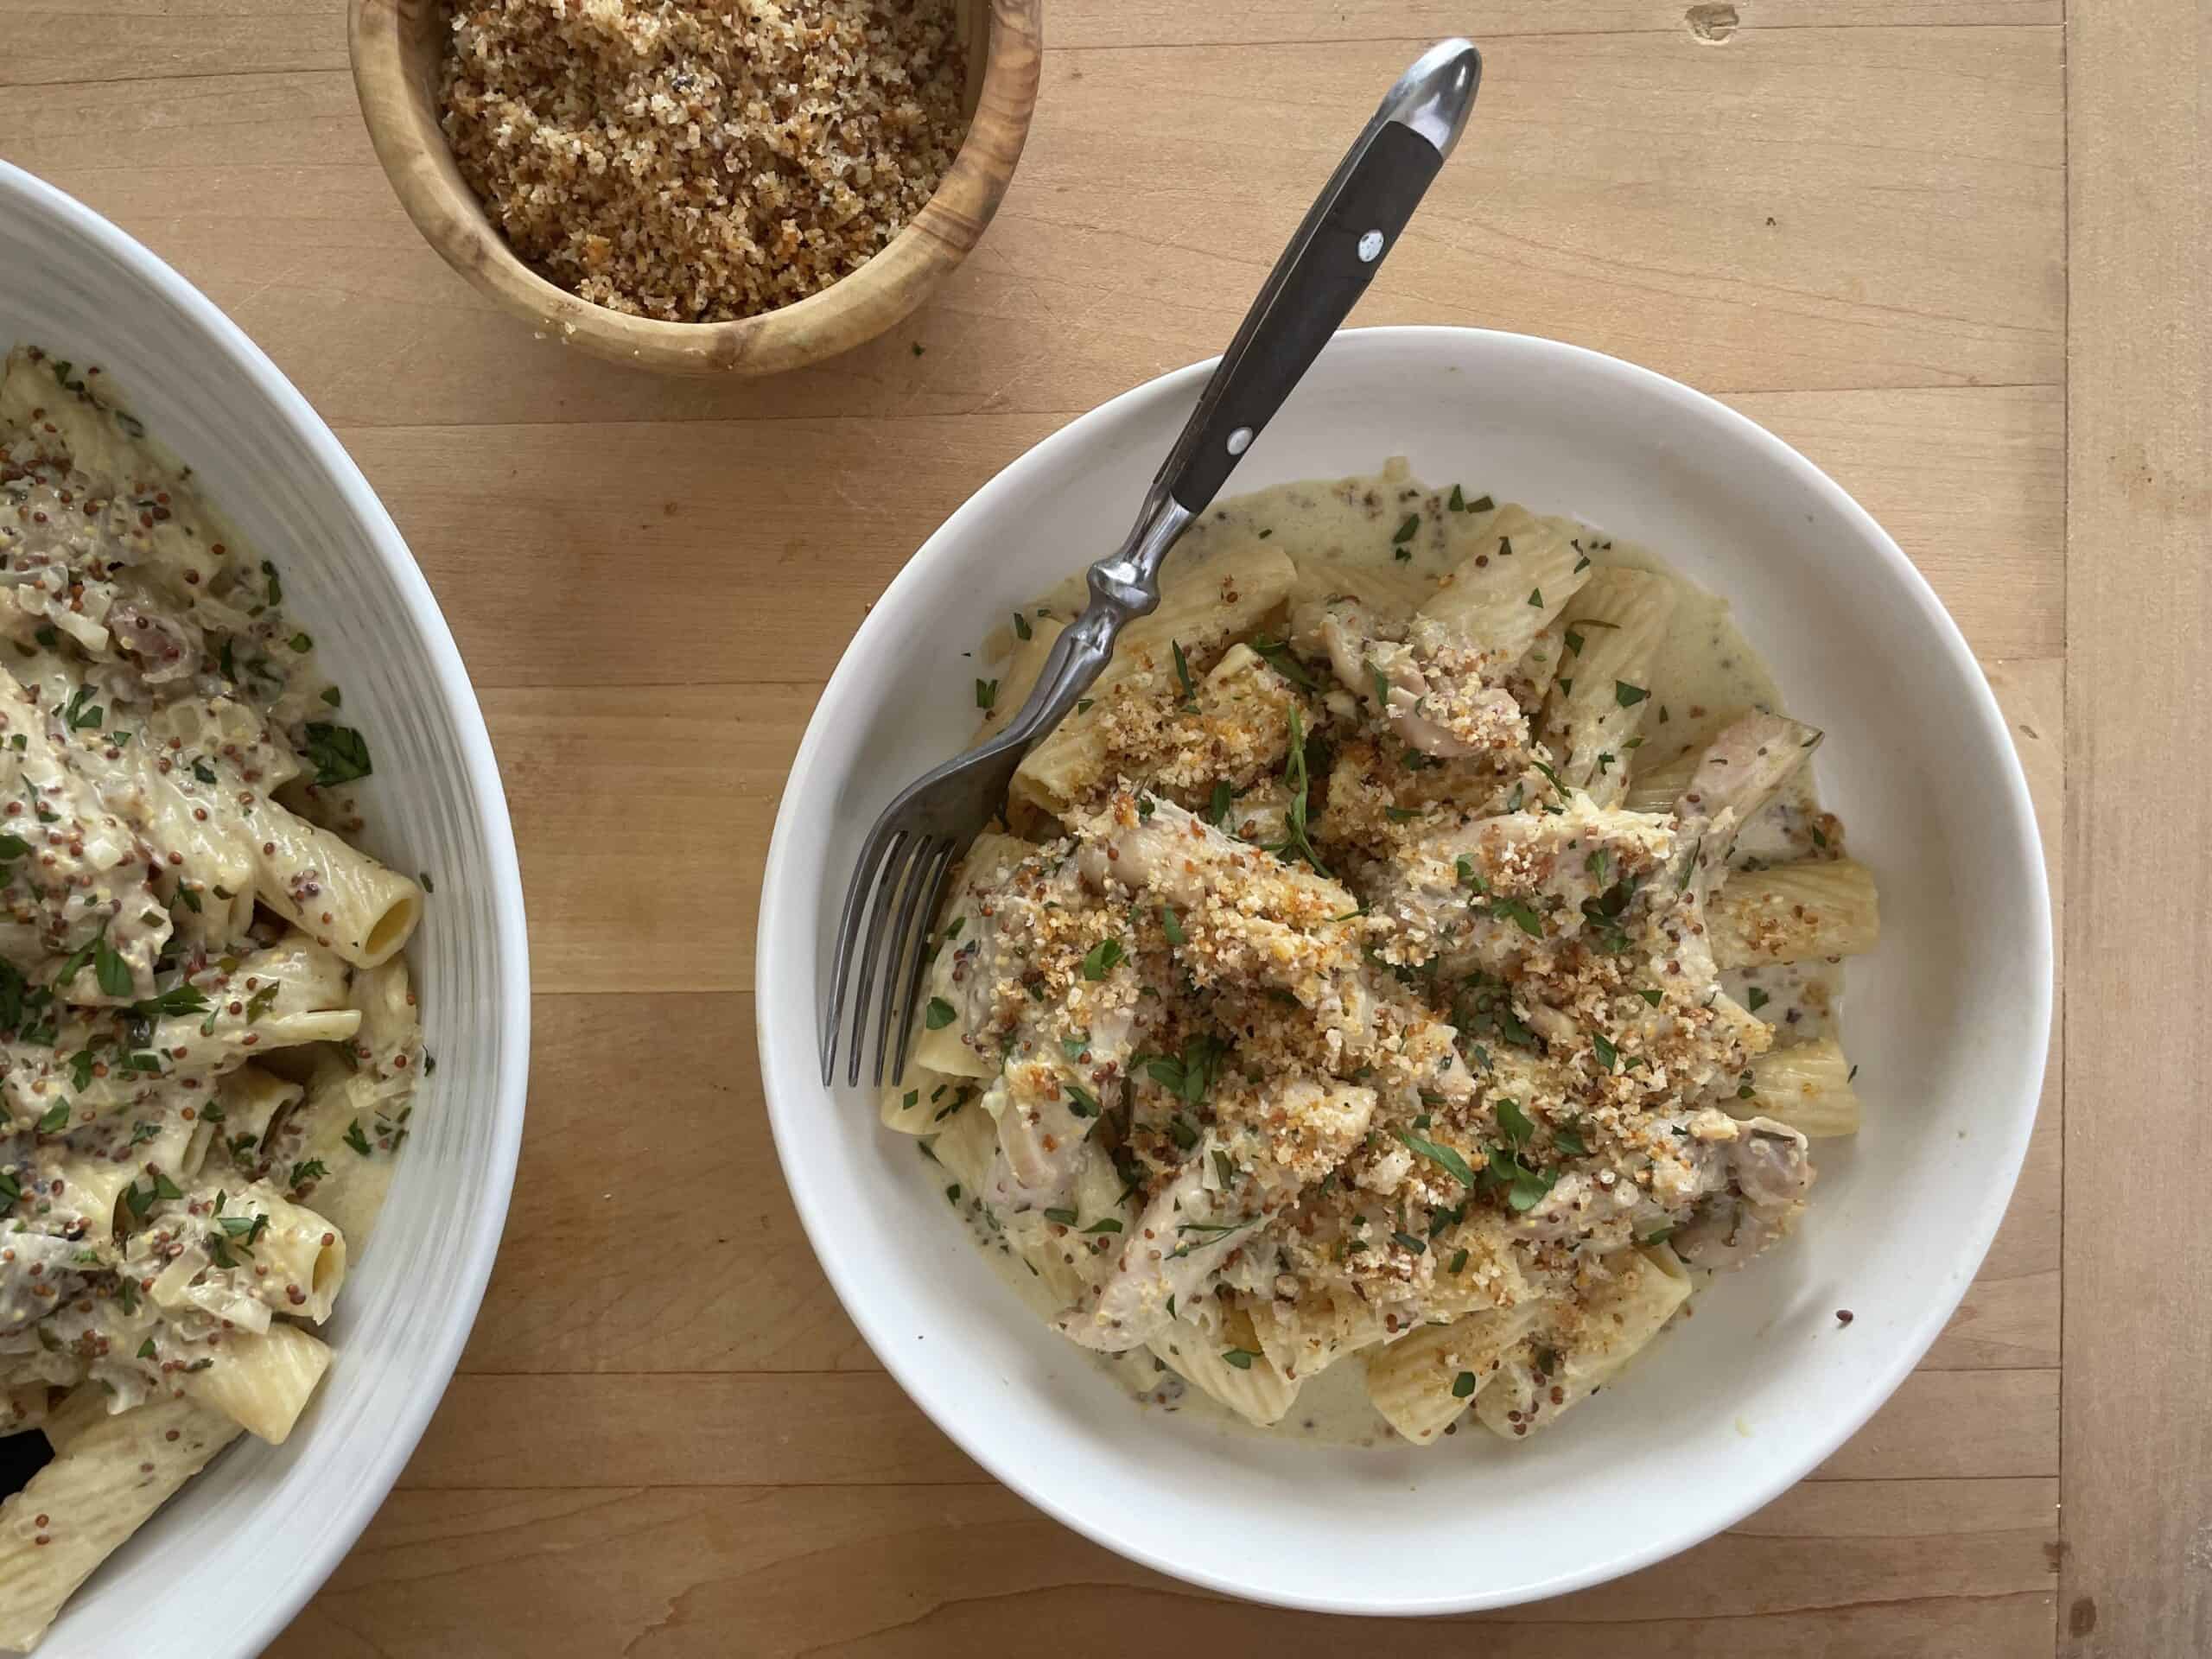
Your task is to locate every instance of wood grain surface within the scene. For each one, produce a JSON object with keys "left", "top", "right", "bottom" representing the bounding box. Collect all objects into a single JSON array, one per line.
[
  {"left": 2059, "top": 3, "right": 2210, "bottom": 1656},
  {"left": 3, "top": 0, "right": 2176, "bottom": 1650}
]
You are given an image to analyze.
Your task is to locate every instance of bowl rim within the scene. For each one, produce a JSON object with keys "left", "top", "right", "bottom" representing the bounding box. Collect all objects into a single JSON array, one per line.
[
  {"left": 0, "top": 158, "right": 534, "bottom": 1647},
  {"left": 755, "top": 322, "right": 2053, "bottom": 1616},
  {"left": 346, "top": 0, "right": 1044, "bottom": 376}
]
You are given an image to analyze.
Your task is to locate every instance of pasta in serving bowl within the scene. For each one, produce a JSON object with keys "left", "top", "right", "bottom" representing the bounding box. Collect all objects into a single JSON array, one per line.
[
  {"left": 760, "top": 326, "right": 2050, "bottom": 1614},
  {"left": 893, "top": 466, "right": 1879, "bottom": 1449},
  {"left": 0, "top": 164, "right": 526, "bottom": 1655}
]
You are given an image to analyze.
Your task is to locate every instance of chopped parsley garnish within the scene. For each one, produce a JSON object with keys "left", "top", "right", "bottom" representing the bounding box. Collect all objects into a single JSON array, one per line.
[
  {"left": 1080, "top": 938, "right": 1124, "bottom": 981},
  {"left": 130, "top": 982, "right": 209, "bottom": 1019},
  {"left": 1143, "top": 1034, "right": 1224, "bottom": 1107},
  {"left": 1615, "top": 680, "right": 1649, "bottom": 708},
  {"left": 1247, "top": 635, "right": 1319, "bottom": 690},
  {"left": 1527, "top": 586, "right": 1542, "bottom": 607},
  {"left": 1080, "top": 1217, "right": 1122, "bottom": 1235},
  {"left": 63, "top": 684, "right": 103, "bottom": 731},
  {"left": 1451, "top": 1370, "right": 1477, "bottom": 1399},
  {"left": 1170, "top": 639, "right": 1198, "bottom": 709},
  {"left": 289, "top": 1159, "right": 328, "bottom": 1189},
  {"left": 1221, "top": 1348, "right": 1260, "bottom": 1370},
  {"left": 35, "top": 1101, "right": 68, "bottom": 1133},
  {"left": 1263, "top": 707, "right": 1328, "bottom": 875},
  {"left": 1043, "top": 1207, "right": 1078, "bottom": 1227},
  {"left": 93, "top": 936, "right": 131, "bottom": 997},
  {"left": 1484, "top": 1147, "right": 1556, "bottom": 1213},
  {"left": 1160, "top": 906, "right": 1185, "bottom": 946},
  {"left": 1013, "top": 612, "right": 1033, "bottom": 641},
  {"left": 1676, "top": 835, "right": 1703, "bottom": 893},
  {"left": 1592, "top": 1032, "right": 1620, "bottom": 1072},
  {"left": 1487, "top": 896, "right": 1543, "bottom": 939},
  {"left": 1393, "top": 1126, "right": 1478, "bottom": 1189},
  {"left": 302, "top": 722, "right": 372, "bottom": 787},
  {"left": 924, "top": 997, "right": 957, "bottom": 1030},
  {"left": 1494, "top": 1096, "right": 1535, "bottom": 1152},
  {"left": 1064, "top": 1083, "right": 1101, "bottom": 1119},
  {"left": 974, "top": 677, "right": 997, "bottom": 710},
  {"left": 1747, "top": 986, "right": 1770, "bottom": 1013},
  {"left": 343, "top": 1121, "right": 373, "bottom": 1156},
  {"left": 1580, "top": 876, "right": 1637, "bottom": 954},
  {"left": 1204, "top": 778, "right": 1233, "bottom": 828}
]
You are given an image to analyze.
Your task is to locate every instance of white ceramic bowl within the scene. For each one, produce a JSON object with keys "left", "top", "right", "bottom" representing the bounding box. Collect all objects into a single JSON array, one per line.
[
  {"left": 760, "top": 326, "right": 2050, "bottom": 1614},
  {"left": 0, "top": 163, "right": 529, "bottom": 1653}
]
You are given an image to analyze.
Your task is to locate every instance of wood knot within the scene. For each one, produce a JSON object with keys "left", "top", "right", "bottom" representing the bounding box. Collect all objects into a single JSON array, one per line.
[{"left": 1687, "top": 3, "right": 1739, "bottom": 42}]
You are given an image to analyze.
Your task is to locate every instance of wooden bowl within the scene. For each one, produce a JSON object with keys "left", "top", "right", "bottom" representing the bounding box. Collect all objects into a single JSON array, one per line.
[{"left": 348, "top": 0, "right": 1042, "bottom": 375}]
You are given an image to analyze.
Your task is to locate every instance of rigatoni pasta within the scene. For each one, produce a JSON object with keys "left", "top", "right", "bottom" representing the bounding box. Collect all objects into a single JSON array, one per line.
[
  {"left": 891, "top": 459, "right": 1878, "bottom": 1449},
  {"left": 0, "top": 344, "right": 435, "bottom": 1649}
]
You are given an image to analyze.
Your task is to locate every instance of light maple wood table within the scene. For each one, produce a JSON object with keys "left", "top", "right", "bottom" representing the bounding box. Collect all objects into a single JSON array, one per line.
[{"left": 7, "top": 2, "right": 2205, "bottom": 1654}]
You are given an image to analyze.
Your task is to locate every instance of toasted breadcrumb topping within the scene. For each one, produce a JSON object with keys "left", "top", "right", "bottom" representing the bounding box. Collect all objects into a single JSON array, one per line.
[
  {"left": 908, "top": 482, "right": 1858, "bottom": 1444},
  {"left": 441, "top": 0, "right": 969, "bottom": 321}
]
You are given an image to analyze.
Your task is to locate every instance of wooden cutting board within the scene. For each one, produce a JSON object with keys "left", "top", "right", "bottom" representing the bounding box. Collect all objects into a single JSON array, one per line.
[{"left": 4, "top": 1, "right": 2201, "bottom": 1653}]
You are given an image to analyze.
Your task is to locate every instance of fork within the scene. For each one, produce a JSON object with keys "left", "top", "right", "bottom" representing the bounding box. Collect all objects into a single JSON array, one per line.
[{"left": 820, "top": 37, "right": 1484, "bottom": 1090}]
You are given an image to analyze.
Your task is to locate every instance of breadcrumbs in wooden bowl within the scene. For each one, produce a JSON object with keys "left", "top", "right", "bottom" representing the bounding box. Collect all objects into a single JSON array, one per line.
[{"left": 349, "top": 0, "right": 1042, "bottom": 375}]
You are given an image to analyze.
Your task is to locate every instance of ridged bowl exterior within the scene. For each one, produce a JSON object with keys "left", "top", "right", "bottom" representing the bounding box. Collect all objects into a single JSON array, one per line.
[{"left": 0, "top": 162, "right": 529, "bottom": 1656}]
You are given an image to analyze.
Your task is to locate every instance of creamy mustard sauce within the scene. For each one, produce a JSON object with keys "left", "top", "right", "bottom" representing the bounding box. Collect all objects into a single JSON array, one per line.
[{"left": 928, "top": 461, "right": 1844, "bottom": 1447}]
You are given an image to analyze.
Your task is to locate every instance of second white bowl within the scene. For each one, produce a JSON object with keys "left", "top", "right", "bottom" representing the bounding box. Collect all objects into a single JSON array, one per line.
[{"left": 758, "top": 325, "right": 2049, "bottom": 1615}]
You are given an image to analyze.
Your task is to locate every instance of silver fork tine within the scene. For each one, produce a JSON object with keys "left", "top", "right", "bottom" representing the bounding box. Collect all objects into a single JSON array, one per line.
[
  {"left": 888, "top": 843, "right": 962, "bottom": 1087},
  {"left": 822, "top": 819, "right": 899, "bottom": 1083},
  {"left": 878, "top": 838, "right": 957, "bottom": 1088},
  {"left": 871, "top": 836, "right": 945, "bottom": 1087},
  {"left": 844, "top": 830, "right": 914, "bottom": 1087}
]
